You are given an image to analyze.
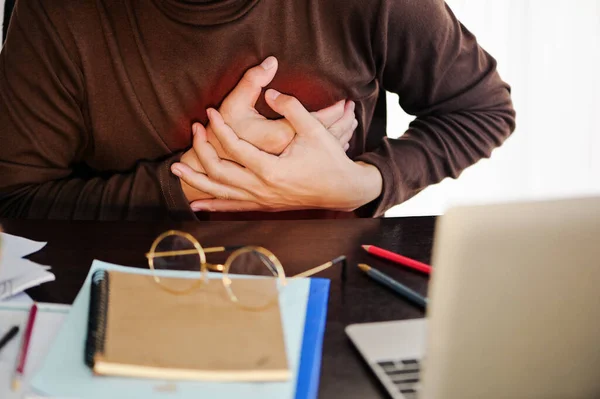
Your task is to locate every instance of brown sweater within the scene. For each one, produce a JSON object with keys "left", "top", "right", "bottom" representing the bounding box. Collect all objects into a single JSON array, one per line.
[{"left": 0, "top": 0, "right": 515, "bottom": 221}]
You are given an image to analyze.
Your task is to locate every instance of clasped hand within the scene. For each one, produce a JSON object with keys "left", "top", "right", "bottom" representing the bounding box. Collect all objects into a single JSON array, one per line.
[{"left": 172, "top": 57, "right": 382, "bottom": 213}]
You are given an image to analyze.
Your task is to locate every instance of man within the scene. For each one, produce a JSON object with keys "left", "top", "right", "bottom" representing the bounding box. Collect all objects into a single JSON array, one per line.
[{"left": 0, "top": 0, "right": 515, "bottom": 221}]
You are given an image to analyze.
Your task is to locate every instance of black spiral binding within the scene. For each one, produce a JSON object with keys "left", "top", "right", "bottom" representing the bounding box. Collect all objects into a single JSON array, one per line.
[{"left": 85, "top": 269, "right": 110, "bottom": 368}]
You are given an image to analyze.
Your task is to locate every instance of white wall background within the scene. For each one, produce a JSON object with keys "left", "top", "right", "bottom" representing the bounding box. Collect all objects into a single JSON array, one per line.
[
  {"left": 0, "top": 0, "right": 5, "bottom": 43},
  {"left": 386, "top": 0, "right": 600, "bottom": 216}
]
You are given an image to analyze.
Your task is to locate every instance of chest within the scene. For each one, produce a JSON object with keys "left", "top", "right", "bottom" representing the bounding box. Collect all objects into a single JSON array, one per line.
[{"left": 80, "top": 0, "right": 378, "bottom": 168}]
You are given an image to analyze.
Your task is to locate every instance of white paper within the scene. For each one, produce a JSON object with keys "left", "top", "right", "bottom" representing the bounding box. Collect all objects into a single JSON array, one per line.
[
  {"left": 0, "top": 269, "right": 55, "bottom": 301},
  {"left": 0, "top": 233, "right": 49, "bottom": 283},
  {"left": 0, "top": 259, "right": 52, "bottom": 285},
  {"left": 0, "top": 303, "right": 70, "bottom": 399},
  {"left": 0, "top": 233, "right": 47, "bottom": 262},
  {"left": 0, "top": 233, "right": 54, "bottom": 302},
  {"left": 4, "top": 292, "right": 34, "bottom": 304}
]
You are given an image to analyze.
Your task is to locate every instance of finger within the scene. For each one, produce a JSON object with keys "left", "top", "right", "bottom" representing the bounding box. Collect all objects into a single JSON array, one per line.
[
  {"left": 192, "top": 122, "right": 224, "bottom": 173},
  {"left": 312, "top": 100, "right": 345, "bottom": 128},
  {"left": 240, "top": 118, "right": 295, "bottom": 155},
  {"left": 190, "top": 199, "right": 266, "bottom": 213},
  {"left": 222, "top": 57, "right": 278, "bottom": 113},
  {"left": 192, "top": 121, "right": 208, "bottom": 141},
  {"left": 180, "top": 128, "right": 207, "bottom": 173},
  {"left": 337, "top": 117, "right": 358, "bottom": 149},
  {"left": 203, "top": 123, "right": 229, "bottom": 161},
  {"left": 193, "top": 122, "right": 228, "bottom": 166},
  {"left": 171, "top": 162, "right": 253, "bottom": 202},
  {"left": 191, "top": 123, "right": 267, "bottom": 190},
  {"left": 328, "top": 100, "right": 356, "bottom": 142},
  {"left": 206, "top": 108, "right": 275, "bottom": 175},
  {"left": 264, "top": 89, "right": 323, "bottom": 137},
  {"left": 193, "top": 125, "right": 231, "bottom": 183}
]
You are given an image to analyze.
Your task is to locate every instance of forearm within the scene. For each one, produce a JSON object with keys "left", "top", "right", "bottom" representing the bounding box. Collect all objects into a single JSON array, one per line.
[
  {"left": 357, "top": 0, "right": 516, "bottom": 217},
  {"left": 355, "top": 105, "right": 514, "bottom": 217},
  {"left": 0, "top": 155, "right": 195, "bottom": 221}
]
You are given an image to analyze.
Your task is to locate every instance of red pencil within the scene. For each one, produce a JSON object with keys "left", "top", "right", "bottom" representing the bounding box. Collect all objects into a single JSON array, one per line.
[
  {"left": 362, "top": 245, "right": 432, "bottom": 275},
  {"left": 12, "top": 302, "right": 38, "bottom": 391}
]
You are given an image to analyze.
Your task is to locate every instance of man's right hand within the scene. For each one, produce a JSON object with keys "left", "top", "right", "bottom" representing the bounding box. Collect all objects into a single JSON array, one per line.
[{"left": 179, "top": 56, "right": 357, "bottom": 202}]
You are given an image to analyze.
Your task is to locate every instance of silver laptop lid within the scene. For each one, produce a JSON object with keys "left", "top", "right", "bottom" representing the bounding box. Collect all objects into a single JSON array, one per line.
[{"left": 421, "top": 197, "right": 600, "bottom": 399}]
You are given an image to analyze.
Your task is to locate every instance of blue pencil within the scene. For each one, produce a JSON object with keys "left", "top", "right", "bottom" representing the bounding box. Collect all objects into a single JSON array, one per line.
[{"left": 358, "top": 264, "right": 428, "bottom": 309}]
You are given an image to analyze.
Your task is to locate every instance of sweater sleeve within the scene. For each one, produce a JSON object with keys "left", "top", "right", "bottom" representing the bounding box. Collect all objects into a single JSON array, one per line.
[
  {"left": 0, "top": 0, "right": 194, "bottom": 220},
  {"left": 355, "top": 0, "right": 516, "bottom": 217}
]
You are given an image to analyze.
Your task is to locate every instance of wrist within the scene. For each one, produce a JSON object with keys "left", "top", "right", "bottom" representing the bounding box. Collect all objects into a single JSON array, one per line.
[{"left": 351, "top": 161, "right": 383, "bottom": 209}]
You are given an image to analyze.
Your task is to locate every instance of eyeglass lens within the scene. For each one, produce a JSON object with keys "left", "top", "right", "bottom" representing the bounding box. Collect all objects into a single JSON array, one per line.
[
  {"left": 152, "top": 234, "right": 202, "bottom": 292},
  {"left": 226, "top": 250, "right": 281, "bottom": 309}
]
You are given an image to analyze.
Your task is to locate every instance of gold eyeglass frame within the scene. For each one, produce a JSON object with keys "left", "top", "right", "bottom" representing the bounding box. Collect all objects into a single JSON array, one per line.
[{"left": 145, "top": 230, "right": 346, "bottom": 309}]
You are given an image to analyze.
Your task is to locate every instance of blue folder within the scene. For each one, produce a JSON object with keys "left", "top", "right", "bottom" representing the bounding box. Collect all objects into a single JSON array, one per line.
[{"left": 296, "top": 278, "right": 330, "bottom": 399}]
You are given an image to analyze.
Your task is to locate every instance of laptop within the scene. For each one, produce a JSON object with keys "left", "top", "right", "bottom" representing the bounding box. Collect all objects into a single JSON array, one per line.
[{"left": 346, "top": 197, "right": 600, "bottom": 399}]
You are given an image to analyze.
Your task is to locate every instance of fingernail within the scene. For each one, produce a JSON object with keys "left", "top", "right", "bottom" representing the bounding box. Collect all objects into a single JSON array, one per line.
[
  {"left": 207, "top": 109, "right": 218, "bottom": 123},
  {"left": 191, "top": 204, "right": 206, "bottom": 212},
  {"left": 171, "top": 166, "right": 182, "bottom": 177},
  {"left": 192, "top": 123, "right": 198, "bottom": 136},
  {"left": 267, "top": 89, "right": 280, "bottom": 101},
  {"left": 261, "top": 56, "right": 276, "bottom": 70}
]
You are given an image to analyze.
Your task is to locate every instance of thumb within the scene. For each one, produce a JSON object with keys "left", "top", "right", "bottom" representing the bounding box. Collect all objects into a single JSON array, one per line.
[
  {"left": 222, "top": 56, "right": 278, "bottom": 112},
  {"left": 264, "top": 89, "right": 323, "bottom": 137}
]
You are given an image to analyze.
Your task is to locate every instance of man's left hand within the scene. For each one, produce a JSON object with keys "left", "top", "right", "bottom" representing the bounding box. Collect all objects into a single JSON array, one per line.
[{"left": 171, "top": 89, "right": 383, "bottom": 213}]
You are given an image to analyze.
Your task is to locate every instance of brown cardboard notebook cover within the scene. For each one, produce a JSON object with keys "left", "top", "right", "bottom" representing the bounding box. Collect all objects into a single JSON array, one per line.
[{"left": 86, "top": 270, "right": 289, "bottom": 381}]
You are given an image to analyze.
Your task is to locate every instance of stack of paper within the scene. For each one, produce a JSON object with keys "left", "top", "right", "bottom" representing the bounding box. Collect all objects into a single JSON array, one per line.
[
  {"left": 0, "top": 233, "right": 55, "bottom": 301},
  {"left": 29, "top": 261, "right": 328, "bottom": 399}
]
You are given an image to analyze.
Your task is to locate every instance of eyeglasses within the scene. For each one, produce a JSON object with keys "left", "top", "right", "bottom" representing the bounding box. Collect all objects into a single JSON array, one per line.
[{"left": 145, "top": 230, "right": 346, "bottom": 310}]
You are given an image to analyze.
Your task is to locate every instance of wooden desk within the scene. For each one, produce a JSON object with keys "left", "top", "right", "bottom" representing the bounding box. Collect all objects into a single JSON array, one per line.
[{"left": 0, "top": 216, "right": 435, "bottom": 399}]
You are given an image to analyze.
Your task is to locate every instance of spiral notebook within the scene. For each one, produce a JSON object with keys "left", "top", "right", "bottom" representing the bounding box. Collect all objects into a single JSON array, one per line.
[
  {"left": 30, "top": 261, "right": 330, "bottom": 399},
  {"left": 85, "top": 269, "right": 289, "bottom": 381}
]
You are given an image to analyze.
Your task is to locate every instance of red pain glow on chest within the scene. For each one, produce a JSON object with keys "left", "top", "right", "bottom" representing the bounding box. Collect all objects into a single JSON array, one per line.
[{"left": 189, "top": 64, "right": 345, "bottom": 125}]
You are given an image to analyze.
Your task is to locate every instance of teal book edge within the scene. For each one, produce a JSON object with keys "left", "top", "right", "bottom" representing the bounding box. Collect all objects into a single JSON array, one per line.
[{"left": 295, "top": 278, "right": 330, "bottom": 399}]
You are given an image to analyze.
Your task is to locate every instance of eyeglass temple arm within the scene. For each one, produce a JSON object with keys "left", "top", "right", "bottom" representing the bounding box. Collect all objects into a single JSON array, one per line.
[
  {"left": 145, "top": 245, "right": 244, "bottom": 258},
  {"left": 206, "top": 245, "right": 244, "bottom": 253},
  {"left": 293, "top": 256, "right": 347, "bottom": 280}
]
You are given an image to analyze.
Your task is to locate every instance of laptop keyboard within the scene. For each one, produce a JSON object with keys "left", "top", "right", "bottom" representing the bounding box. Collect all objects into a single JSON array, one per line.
[{"left": 376, "top": 358, "right": 421, "bottom": 399}]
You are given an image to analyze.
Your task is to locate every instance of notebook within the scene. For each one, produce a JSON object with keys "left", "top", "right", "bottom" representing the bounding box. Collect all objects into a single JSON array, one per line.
[
  {"left": 85, "top": 269, "right": 288, "bottom": 382},
  {"left": 30, "top": 260, "right": 330, "bottom": 399}
]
